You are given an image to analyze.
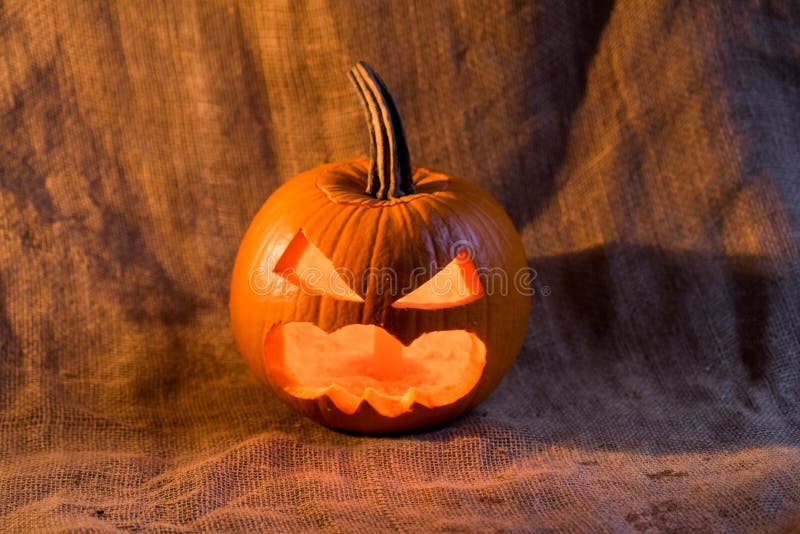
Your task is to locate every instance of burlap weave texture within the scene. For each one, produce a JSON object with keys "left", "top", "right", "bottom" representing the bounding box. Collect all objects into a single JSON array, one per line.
[{"left": 1, "top": 1, "right": 799, "bottom": 532}]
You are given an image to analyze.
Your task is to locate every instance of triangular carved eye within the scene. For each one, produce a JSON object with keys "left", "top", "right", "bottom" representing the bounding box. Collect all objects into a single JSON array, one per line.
[
  {"left": 392, "top": 249, "right": 484, "bottom": 310},
  {"left": 274, "top": 230, "right": 364, "bottom": 302}
]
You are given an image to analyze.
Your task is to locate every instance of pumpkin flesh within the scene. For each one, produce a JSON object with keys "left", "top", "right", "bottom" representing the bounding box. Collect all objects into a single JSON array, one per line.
[{"left": 265, "top": 323, "right": 486, "bottom": 418}]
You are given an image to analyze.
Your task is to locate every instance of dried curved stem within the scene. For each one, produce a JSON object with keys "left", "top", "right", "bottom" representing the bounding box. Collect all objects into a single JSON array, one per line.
[{"left": 348, "top": 61, "right": 414, "bottom": 199}]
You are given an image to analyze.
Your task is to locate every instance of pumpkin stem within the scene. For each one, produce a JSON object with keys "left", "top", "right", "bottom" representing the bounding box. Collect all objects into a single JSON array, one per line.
[{"left": 348, "top": 62, "right": 414, "bottom": 199}]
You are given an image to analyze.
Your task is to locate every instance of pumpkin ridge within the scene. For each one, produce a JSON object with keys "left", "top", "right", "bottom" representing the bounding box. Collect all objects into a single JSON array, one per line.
[{"left": 361, "top": 205, "right": 388, "bottom": 326}]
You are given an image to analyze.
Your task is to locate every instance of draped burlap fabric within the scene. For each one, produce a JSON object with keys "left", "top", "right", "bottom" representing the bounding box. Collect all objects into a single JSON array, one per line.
[{"left": 1, "top": 1, "right": 799, "bottom": 531}]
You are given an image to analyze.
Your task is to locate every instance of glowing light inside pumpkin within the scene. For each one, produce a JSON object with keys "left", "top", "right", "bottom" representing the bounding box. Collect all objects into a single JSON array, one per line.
[
  {"left": 274, "top": 230, "right": 364, "bottom": 302},
  {"left": 392, "top": 249, "right": 484, "bottom": 310},
  {"left": 264, "top": 323, "right": 486, "bottom": 417}
]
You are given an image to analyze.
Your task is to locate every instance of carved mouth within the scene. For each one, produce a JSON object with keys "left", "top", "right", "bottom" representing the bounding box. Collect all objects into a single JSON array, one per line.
[{"left": 264, "top": 322, "right": 486, "bottom": 417}]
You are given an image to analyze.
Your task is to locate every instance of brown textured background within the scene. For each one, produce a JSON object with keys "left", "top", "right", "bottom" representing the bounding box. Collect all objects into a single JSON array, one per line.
[{"left": 1, "top": 1, "right": 799, "bottom": 532}]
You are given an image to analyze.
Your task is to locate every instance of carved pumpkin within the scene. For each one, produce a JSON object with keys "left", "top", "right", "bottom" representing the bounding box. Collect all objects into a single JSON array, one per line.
[{"left": 230, "top": 62, "right": 530, "bottom": 433}]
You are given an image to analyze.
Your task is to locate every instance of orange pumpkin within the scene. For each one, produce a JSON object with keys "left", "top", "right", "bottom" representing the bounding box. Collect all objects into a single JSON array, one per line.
[{"left": 230, "top": 62, "right": 530, "bottom": 433}]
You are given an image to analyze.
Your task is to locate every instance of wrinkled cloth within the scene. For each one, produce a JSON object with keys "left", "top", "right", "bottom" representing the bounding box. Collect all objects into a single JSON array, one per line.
[{"left": 1, "top": 1, "right": 799, "bottom": 532}]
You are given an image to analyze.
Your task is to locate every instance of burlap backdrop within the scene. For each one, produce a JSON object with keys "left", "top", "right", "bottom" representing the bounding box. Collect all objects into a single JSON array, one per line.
[{"left": 1, "top": 1, "right": 799, "bottom": 532}]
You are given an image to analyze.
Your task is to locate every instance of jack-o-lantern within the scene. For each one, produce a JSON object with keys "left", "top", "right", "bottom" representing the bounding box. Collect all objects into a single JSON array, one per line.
[{"left": 230, "top": 62, "right": 530, "bottom": 433}]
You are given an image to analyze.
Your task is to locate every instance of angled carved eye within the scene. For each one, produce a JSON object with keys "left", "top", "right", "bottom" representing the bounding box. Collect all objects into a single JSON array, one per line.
[
  {"left": 274, "top": 230, "right": 364, "bottom": 302},
  {"left": 392, "top": 249, "right": 484, "bottom": 310}
]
